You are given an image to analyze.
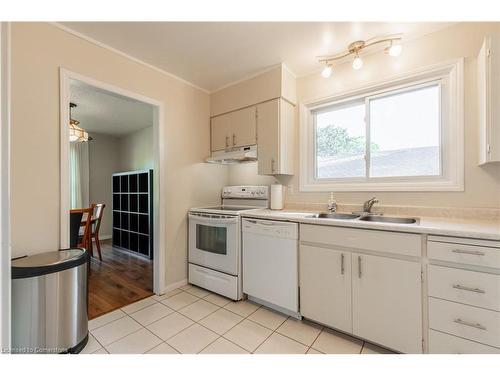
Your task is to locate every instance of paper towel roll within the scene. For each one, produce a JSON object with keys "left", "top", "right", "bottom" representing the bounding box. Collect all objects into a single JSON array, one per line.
[{"left": 270, "top": 183, "right": 284, "bottom": 210}]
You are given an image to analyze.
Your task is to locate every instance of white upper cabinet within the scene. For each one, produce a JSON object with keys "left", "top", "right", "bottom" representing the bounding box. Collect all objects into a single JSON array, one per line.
[
  {"left": 478, "top": 35, "right": 500, "bottom": 164},
  {"left": 210, "top": 106, "right": 257, "bottom": 151},
  {"left": 211, "top": 113, "right": 231, "bottom": 151},
  {"left": 256, "top": 98, "right": 295, "bottom": 175}
]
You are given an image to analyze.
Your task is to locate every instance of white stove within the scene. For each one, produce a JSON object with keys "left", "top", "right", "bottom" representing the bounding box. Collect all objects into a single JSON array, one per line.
[{"left": 188, "top": 186, "right": 269, "bottom": 300}]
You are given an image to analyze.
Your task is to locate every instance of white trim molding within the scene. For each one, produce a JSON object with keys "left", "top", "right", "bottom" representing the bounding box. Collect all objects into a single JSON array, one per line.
[
  {"left": 59, "top": 69, "right": 166, "bottom": 295},
  {"left": 164, "top": 279, "right": 189, "bottom": 294},
  {"left": 299, "top": 59, "right": 464, "bottom": 192}
]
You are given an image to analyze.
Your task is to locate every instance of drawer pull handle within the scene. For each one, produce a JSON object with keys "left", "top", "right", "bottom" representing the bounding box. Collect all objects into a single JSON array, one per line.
[
  {"left": 452, "top": 249, "right": 485, "bottom": 256},
  {"left": 452, "top": 284, "right": 485, "bottom": 294},
  {"left": 341, "top": 253, "right": 344, "bottom": 275},
  {"left": 453, "top": 318, "right": 487, "bottom": 331}
]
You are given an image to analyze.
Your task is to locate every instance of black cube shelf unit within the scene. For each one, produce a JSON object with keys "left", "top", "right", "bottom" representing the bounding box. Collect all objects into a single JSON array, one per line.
[{"left": 112, "top": 169, "right": 153, "bottom": 259}]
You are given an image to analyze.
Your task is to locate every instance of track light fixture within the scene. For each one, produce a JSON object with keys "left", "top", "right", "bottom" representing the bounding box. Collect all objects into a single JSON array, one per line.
[
  {"left": 318, "top": 35, "right": 403, "bottom": 77},
  {"left": 321, "top": 63, "right": 333, "bottom": 78}
]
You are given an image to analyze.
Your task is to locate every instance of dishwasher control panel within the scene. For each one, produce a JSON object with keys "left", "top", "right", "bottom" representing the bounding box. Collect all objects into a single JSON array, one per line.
[{"left": 242, "top": 218, "right": 298, "bottom": 239}]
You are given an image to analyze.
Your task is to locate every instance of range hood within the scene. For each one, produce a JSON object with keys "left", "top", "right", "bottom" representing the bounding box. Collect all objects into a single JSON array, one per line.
[{"left": 206, "top": 145, "right": 257, "bottom": 164}]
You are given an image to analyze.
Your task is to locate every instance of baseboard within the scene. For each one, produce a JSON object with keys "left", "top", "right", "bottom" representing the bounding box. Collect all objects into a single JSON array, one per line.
[
  {"left": 99, "top": 235, "right": 112, "bottom": 240},
  {"left": 92, "top": 235, "right": 111, "bottom": 241},
  {"left": 163, "top": 279, "right": 188, "bottom": 293}
]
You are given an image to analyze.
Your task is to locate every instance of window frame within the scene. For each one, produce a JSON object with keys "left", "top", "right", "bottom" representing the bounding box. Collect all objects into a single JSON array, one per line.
[{"left": 299, "top": 59, "right": 464, "bottom": 192}]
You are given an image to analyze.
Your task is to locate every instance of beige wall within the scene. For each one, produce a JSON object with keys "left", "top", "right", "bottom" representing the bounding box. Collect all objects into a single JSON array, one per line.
[
  {"left": 210, "top": 64, "right": 297, "bottom": 116},
  {"left": 119, "top": 126, "right": 153, "bottom": 171},
  {"left": 10, "top": 23, "right": 228, "bottom": 287},
  {"left": 88, "top": 132, "right": 120, "bottom": 238},
  {"left": 226, "top": 22, "right": 500, "bottom": 209},
  {"left": 87, "top": 127, "right": 153, "bottom": 238},
  {"left": 228, "top": 163, "right": 275, "bottom": 186}
]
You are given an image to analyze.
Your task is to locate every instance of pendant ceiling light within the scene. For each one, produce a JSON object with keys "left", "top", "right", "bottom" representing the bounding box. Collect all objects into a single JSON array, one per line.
[
  {"left": 318, "top": 34, "right": 403, "bottom": 78},
  {"left": 69, "top": 102, "right": 90, "bottom": 143}
]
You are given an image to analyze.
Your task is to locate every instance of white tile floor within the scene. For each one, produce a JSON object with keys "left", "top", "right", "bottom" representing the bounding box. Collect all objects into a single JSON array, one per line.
[{"left": 82, "top": 284, "right": 397, "bottom": 354}]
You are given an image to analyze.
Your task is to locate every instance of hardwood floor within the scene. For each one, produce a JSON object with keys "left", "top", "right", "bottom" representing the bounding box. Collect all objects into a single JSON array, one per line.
[{"left": 88, "top": 239, "right": 153, "bottom": 320}]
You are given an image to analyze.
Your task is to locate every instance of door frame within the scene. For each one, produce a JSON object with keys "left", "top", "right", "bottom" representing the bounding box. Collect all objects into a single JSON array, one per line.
[
  {"left": 0, "top": 21, "right": 11, "bottom": 352},
  {"left": 59, "top": 68, "right": 166, "bottom": 295}
]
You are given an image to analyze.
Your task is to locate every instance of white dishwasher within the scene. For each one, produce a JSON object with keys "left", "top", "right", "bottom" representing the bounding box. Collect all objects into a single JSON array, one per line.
[{"left": 242, "top": 218, "right": 300, "bottom": 318}]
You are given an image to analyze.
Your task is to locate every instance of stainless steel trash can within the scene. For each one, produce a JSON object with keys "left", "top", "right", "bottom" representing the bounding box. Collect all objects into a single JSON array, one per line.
[{"left": 11, "top": 249, "right": 89, "bottom": 354}]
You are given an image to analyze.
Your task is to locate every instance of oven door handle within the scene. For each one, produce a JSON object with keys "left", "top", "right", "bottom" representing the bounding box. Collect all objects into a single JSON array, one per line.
[{"left": 189, "top": 213, "right": 239, "bottom": 225}]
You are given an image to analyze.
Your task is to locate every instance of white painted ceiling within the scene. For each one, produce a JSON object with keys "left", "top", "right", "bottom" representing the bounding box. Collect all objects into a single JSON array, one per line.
[
  {"left": 59, "top": 22, "right": 455, "bottom": 92},
  {"left": 69, "top": 79, "right": 154, "bottom": 137}
]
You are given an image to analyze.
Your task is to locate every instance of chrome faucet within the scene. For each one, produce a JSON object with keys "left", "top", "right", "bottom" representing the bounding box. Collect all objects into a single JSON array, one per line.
[
  {"left": 327, "top": 193, "right": 337, "bottom": 213},
  {"left": 362, "top": 197, "right": 379, "bottom": 214}
]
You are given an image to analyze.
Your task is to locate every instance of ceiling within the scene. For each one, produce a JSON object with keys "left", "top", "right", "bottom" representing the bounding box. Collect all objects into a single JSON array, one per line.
[
  {"left": 59, "top": 22, "right": 455, "bottom": 92},
  {"left": 70, "top": 79, "right": 154, "bottom": 137}
]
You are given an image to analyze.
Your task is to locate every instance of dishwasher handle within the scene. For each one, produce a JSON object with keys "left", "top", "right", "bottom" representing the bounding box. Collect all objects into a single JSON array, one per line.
[
  {"left": 242, "top": 218, "right": 298, "bottom": 239},
  {"left": 243, "top": 218, "right": 293, "bottom": 228}
]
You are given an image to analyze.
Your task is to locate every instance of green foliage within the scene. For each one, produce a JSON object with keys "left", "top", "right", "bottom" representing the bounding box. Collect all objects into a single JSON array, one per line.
[{"left": 316, "top": 125, "right": 378, "bottom": 158}]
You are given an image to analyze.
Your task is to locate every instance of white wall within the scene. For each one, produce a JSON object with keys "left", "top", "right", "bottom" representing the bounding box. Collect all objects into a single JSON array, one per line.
[
  {"left": 119, "top": 126, "right": 153, "bottom": 171},
  {"left": 10, "top": 23, "right": 227, "bottom": 287},
  {"left": 87, "top": 127, "right": 154, "bottom": 238},
  {"left": 225, "top": 22, "right": 500, "bottom": 210},
  {"left": 88, "top": 132, "right": 120, "bottom": 238}
]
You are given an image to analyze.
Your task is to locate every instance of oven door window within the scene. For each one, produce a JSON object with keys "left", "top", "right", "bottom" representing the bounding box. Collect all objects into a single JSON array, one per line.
[{"left": 196, "top": 224, "right": 227, "bottom": 255}]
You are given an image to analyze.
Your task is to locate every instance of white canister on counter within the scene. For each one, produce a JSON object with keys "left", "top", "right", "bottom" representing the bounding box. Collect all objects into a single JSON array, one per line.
[{"left": 270, "top": 182, "right": 284, "bottom": 210}]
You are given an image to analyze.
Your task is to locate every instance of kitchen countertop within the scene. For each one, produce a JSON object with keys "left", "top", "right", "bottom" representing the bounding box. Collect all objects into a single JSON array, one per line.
[{"left": 241, "top": 209, "right": 500, "bottom": 241}]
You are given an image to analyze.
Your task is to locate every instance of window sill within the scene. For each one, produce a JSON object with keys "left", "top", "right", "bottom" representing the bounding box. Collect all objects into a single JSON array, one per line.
[{"left": 299, "top": 179, "right": 464, "bottom": 192}]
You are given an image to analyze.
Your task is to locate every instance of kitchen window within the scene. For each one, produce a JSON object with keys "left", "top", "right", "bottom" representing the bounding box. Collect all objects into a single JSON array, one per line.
[{"left": 300, "top": 60, "right": 464, "bottom": 192}]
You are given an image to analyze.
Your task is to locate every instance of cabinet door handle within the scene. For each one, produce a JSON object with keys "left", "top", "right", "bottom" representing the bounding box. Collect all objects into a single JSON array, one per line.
[
  {"left": 225, "top": 136, "right": 229, "bottom": 148},
  {"left": 453, "top": 318, "right": 487, "bottom": 331},
  {"left": 358, "top": 256, "right": 362, "bottom": 278},
  {"left": 452, "top": 249, "right": 485, "bottom": 256},
  {"left": 271, "top": 158, "right": 275, "bottom": 173},
  {"left": 340, "top": 253, "right": 344, "bottom": 275},
  {"left": 232, "top": 133, "right": 236, "bottom": 146},
  {"left": 452, "top": 284, "right": 486, "bottom": 294}
]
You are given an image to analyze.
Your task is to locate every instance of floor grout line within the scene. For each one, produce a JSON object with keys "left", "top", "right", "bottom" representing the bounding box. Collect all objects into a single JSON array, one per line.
[
  {"left": 273, "top": 317, "right": 323, "bottom": 351},
  {"left": 144, "top": 317, "right": 197, "bottom": 346},
  {"left": 308, "top": 325, "right": 325, "bottom": 353},
  {"left": 145, "top": 341, "right": 181, "bottom": 354},
  {"left": 251, "top": 311, "right": 290, "bottom": 354},
  {"left": 88, "top": 287, "right": 381, "bottom": 355},
  {"left": 99, "top": 325, "right": 144, "bottom": 350}
]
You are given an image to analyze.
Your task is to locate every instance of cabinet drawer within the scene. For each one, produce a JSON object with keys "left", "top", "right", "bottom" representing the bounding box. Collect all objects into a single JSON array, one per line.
[
  {"left": 429, "top": 329, "right": 500, "bottom": 354},
  {"left": 428, "top": 240, "right": 500, "bottom": 269},
  {"left": 300, "top": 224, "right": 421, "bottom": 257},
  {"left": 429, "top": 297, "right": 500, "bottom": 348},
  {"left": 428, "top": 265, "right": 500, "bottom": 311}
]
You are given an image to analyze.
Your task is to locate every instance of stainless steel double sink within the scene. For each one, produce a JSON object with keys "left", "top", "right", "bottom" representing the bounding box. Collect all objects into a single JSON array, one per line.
[{"left": 308, "top": 212, "right": 419, "bottom": 224}]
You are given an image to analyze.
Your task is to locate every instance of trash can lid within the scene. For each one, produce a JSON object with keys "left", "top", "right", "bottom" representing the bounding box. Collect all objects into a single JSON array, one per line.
[{"left": 11, "top": 248, "right": 88, "bottom": 279}]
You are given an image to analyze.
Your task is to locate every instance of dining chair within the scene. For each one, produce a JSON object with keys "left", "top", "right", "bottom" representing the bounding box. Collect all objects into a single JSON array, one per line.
[
  {"left": 69, "top": 211, "right": 83, "bottom": 248},
  {"left": 70, "top": 207, "right": 93, "bottom": 251},
  {"left": 90, "top": 203, "right": 106, "bottom": 261},
  {"left": 70, "top": 207, "right": 93, "bottom": 274}
]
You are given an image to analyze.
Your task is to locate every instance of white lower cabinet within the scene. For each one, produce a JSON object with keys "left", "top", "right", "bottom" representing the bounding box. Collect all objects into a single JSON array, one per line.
[
  {"left": 352, "top": 253, "right": 423, "bottom": 353},
  {"left": 429, "top": 329, "right": 500, "bottom": 354},
  {"left": 299, "top": 229, "right": 423, "bottom": 353},
  {"left": 428, "top": 297, "right": 500, "bottom": 349},
  {"left": 299, "top": 245, "right": 352, "bottom": 332},
  {"left": 427, "top": 236, "right": 500, "bottom": 353}
]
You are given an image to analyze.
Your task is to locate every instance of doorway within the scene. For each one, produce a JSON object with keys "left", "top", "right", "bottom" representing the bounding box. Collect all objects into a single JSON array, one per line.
[{"left": 60, "top": 69, "right": 165, "bottom": 319}]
